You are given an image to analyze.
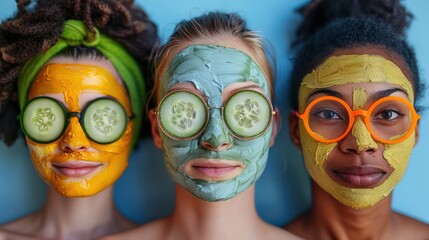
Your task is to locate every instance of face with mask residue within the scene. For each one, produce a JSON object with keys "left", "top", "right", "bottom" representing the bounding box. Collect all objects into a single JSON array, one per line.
[
  {"left": 150, "top": 43, "right": 278, "bottom": 202},
  {"left": 291, "top": 47, "right": 418, "bottom": 209},
  {"left": 25, "top": 57, "right": 134, "bottom": 197}
]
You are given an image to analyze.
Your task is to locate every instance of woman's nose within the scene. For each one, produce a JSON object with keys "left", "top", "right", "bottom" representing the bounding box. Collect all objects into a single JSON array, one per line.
[
  {"left": 339, "top": 117, "right": 378, "bottom": 154},
  {"left": 59, "top": 117, "right": 91, "bottom": 152},
  {"left": 199, "top": 109, "right": 233, "bottom": 151}
]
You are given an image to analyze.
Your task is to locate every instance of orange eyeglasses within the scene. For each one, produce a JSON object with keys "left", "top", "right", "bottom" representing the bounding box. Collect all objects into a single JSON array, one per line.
[{"left": 294, "top": 96, "right": 421, "bottom": 144}]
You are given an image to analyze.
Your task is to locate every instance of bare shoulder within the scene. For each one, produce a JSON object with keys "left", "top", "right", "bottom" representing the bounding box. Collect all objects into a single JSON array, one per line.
[
  {"left": 0, "top": 214, "right": 39, "bottom": 238},
  {"left": 101, "top": 218, "right": 170, "bottom": 240},
  {"left": 283, "top": 213, "right": 309, "bottom": 238},
  {"left": 393, "top": 212, "right": 429, "bottom": 239},
  {"left": 0, "top": 229, "right": 39, "bottom": 240},
  {"left": 261, "top": 222, "right": 303, "bottom": 240}
]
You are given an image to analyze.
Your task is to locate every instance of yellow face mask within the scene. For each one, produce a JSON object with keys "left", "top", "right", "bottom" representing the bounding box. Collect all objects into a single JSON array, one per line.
[
  {"left": 298, "top": 54, "right": 416, "bottom": 208},
  {"left": 26, "top": 63, "right": 133, "bottom": 197}
]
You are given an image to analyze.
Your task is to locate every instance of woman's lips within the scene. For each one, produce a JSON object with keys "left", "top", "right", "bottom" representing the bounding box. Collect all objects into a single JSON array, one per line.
[
  {"left": 52, "top": 161, "right": 103, "bottom": 178},
  {"left": 332, "top": 166, "right": 387, "bottom": 188},
  {"left": 183, "top": 159, "right": 244, "bottom": 182}
]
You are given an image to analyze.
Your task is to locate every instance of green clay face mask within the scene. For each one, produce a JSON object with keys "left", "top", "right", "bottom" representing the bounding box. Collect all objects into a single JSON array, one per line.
[{"left": 159, "top": 44, "right": 272, "bottom": 201}]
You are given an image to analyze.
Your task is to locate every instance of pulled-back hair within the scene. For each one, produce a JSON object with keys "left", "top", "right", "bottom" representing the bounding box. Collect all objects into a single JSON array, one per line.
[
  {"left": 0, "top": 0, "right": 159, "bottom": 145},
  {"left": 151, "top": 11, "right": 274, "bottom": 104},
  {"left": 288, "top": 0, "right": 423, "bottom": 112}
]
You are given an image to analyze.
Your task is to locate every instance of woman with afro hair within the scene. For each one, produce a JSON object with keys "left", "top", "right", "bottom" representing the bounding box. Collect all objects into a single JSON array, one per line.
[{"left": 286, "top": 0, "right": 429, "bottom": 239}]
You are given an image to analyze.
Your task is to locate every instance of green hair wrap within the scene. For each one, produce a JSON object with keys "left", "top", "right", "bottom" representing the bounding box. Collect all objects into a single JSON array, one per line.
[{"left": 18, "top": 19, "right": 145, "bottom": 146}]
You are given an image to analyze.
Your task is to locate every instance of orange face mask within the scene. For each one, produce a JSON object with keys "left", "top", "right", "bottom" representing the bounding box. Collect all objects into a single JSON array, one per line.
[{"left": 26, "top": 63, "right": 133, "bottom": 197}]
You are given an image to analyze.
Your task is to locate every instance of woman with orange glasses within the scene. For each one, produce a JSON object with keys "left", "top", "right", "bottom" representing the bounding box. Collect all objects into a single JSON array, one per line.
[
  {"left": 285, "top": 0, "right": 429, "bottom": 239},
  {"left": 295, "top": 95, "right": 420, "bottom": 145}
]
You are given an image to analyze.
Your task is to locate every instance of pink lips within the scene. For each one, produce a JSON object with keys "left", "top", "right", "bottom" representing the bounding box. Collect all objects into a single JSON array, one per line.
[
  {"left": 184, "top": 159, "right": 244, "bottom": 182},
  {"left": 193, "top": 163, "right": 238, "bottom": 178},
  {"left": 52, "top": 162, "right": 102, "bottom": 177},
  {"left": 333, "top": 166, "right": 386, "bottom": 188}
]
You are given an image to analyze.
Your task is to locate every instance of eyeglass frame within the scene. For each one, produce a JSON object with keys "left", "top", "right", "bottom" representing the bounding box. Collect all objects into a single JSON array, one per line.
[
  {"left": 154, "top": 89, "right": 276, "bottom": 141},
  {"left": 294, "top": 95, "right": 421, "bottom": 144},
  {"left": 18, "top": 96, "right": 135, "bottom": 144}
]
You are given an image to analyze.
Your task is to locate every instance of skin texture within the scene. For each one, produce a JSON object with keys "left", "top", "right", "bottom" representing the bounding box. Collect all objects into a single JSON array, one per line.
[
  {"left": 27, "top": 62, "right": 133, "bottom": 197},
  {"left": 156, "top": 44, "right": 273, "bottom": 202},
  {"left": 286, "top": 47, "right": 429, "bottom": 240},
  {"left": 298, "top": 54, "right": 415, "bottom": 209},
  {"left": 0, "top": 57, "right": 136, "bottom": 239},
  {"left": 100, "top": 37, "right": 301, "bottom": 240}
]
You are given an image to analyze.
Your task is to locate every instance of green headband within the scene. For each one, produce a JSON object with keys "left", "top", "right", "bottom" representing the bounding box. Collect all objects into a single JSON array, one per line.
[{"left": 18, "top": 19, "right": 145, "bottom": 146}]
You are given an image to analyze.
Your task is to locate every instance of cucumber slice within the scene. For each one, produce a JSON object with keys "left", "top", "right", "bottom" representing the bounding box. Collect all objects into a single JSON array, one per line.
[
  {"left": 158, "top": 91, "right": 207, "bottom": 139},
  {"left": 82, "top": 98, "right": 128, "bottom": 144},
  {"left": 224, "top": 90, "right": 272, "bottom": 138},
  {"left": 21, "top": 97, "right": 67, "bottom": 143}
]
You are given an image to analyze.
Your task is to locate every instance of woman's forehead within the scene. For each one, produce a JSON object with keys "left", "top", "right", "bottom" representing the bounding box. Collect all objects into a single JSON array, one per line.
[
  {"left": 298, "top": 53, "right": 415, "bottom": 111},
  {"left": 163, "top": 44, "right": 270, "bottom": 95},
  {"left": 47, "top": 56, "right": 123, "bottom": 86},
  {"left": 332, "top": 46, "right": 413, "bottom": 83}
]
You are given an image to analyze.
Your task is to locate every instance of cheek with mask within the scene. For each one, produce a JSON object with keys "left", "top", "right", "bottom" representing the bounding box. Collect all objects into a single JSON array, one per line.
[
  {"left": 24, "top": 63, "right": 134, "bottom": 197},
  {"left": 298, "top": 55, "right": 417, "bottom": 208},
  {"left": 157, "top": 45, "right": 274, "bottom": 201}
]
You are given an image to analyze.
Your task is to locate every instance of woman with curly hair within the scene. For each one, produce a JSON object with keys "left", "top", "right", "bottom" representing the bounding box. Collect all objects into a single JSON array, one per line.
[
  {"left": 285, "top": 0, "right": 429, "bottom": 239},
  {"left": 0, "top": 0, "right": 158, "bottom": 239}
]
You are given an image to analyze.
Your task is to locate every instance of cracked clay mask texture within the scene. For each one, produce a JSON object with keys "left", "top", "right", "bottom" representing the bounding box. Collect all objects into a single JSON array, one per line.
[
  {"left": 159, "top": 45, "right": 272, "bottom": 201},
  {"left": 298, "top": 55, "right": 416, "bottom": 208}
]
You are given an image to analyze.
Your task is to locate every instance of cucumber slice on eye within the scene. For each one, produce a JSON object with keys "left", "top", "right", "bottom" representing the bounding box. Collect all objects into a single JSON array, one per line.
[
  {"left": 224, "top": 90, "right": 272, "bottom": 139},
  {"left": 82, "top": 98, "right": 128, "bottom": 144},
  {"left": 158, "top": 91, "right": 207, "bottom": 139},
  {"left": 21, "top": 97, "right": 67, "bottom": 143}
]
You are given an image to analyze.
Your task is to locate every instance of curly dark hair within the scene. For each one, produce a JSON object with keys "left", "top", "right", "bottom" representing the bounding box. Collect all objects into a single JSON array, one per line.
[
  {"left": 0, "top": 0, "right": 159, "bottom": 146},
  {"left": 288, "top": 0, "right": 424, "bottom": 112}
]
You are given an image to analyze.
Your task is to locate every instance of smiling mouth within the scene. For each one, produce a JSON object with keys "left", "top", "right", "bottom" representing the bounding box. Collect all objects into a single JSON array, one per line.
[
  {"left": 184, "top": 159, "right": 244, "bottom": 182},
  {"left": 332, "top": 166, "right": 387, "bottom": 188},
  {"left": 52, "top": 161, "right": 103, "bottom": 178}
]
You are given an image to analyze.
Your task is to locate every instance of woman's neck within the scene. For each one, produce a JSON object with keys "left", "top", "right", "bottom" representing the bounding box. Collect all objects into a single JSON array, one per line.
[
  {"left": 308, "top": 182, "right": 395, "bottom": 240},
  {"left": 5, "top": 187, "right": 135, "bottom": 240},
  {"left": 100, "top": 185, "right": 300, "bottom": 240},
  {"left": 166, "top": 185, "right": 268, "bottom": 240}
]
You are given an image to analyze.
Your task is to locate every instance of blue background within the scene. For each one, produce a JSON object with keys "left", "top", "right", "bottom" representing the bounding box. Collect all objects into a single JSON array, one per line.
[{"left": 0, "top": 0, "right": 428, "bottom": 226}]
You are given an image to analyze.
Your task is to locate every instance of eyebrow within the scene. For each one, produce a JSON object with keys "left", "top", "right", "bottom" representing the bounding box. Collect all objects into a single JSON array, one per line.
[
  {"left": 307, "top": 87, "right": 408, "bottom": 102},
  {"left": 223, "top": 84, "right": 267, "bottom": 98},
  {"left": 370, "top": 88, "right": 408, "bottom": 101},
  {"left": 238, "top": 85, "right": 262, "bottom": 92},
  {"left": 307, "top": 88, "right": 344, "bottom": 99}
]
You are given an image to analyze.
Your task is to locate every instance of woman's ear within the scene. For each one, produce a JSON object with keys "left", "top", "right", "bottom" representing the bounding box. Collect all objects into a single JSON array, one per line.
[
  {"left": 149, "top": 109, "right": 163, "bottom": 149},
  {"left": 269, "top": 107, "right": 281, "bottom": 146},
  {"left": 414, "top": 121, "right": 420, "bottom": 146},
  {"left": 289, "top": 112, "right": 302, "bottom": 150}
]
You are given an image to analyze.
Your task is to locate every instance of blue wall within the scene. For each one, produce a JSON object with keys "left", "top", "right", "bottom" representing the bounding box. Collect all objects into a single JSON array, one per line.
[{"left": 0, "top": 0, "right": 428, "bottom": 226}]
